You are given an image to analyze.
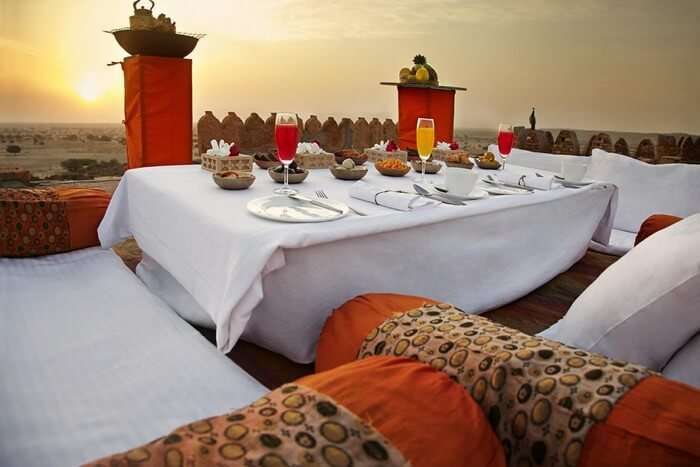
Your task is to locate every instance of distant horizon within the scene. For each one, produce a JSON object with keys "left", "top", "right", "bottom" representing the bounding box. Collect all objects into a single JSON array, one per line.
[{"left": 0, "top": 121, "right": 697, "bottom": 138}]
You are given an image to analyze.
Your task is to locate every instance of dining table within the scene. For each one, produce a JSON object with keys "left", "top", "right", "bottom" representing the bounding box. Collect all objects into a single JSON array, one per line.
[{"left": 98, "top": 162, "right": 618, "bottom": 363}]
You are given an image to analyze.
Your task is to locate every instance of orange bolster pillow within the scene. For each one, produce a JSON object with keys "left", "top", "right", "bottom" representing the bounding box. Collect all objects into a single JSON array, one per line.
[
  {"left": 84, "top": 357, "right": 505, "bottom": 467},
  {"left": 0, "top": 187, "right": 110, "bottom": 257},
  {"left": 319, "top": 294, "right": 700, "bottom": 467},
  {"left": 315, "top": 293, "right": 437, "bottom": 373},
  {"left": 635, "top": 214, "right": 683, "bottom": 245}
]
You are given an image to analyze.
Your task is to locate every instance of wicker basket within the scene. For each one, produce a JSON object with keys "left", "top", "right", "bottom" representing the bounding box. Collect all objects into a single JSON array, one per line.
[
  {"left": 365, "top": 149, "right": 408, "bottom": 163},
  {"left": 201, "top": 154, "right": 253, "bottom": 173},
  {"left": 295, "top": 152, "right": 335, "bottom": 169},
  {"left": 431, "top": 149, "right": 470, "bottom": 162}
]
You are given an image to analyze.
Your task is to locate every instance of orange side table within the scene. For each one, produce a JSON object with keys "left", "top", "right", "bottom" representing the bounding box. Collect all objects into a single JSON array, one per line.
[
  {"left": 381, "top": 82, "right": 466, "bottom": 150},
  {"left": 123, "top": 55, "right": 193, "bottom": 169}
]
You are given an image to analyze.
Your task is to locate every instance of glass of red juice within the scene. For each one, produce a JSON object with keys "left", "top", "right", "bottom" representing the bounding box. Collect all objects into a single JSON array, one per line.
[
  {"left": 274, "top": 112, "right": 299, "bottom": 195},
  {"left": 497, "top": 123, "right": 514, "bottom": 170}
]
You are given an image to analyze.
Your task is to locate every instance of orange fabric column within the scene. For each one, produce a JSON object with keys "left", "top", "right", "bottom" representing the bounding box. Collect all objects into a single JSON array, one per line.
[
  {"left": 123, "top": 56, "right": 193, "bottom": 169},
  {"left": 397, "top": 86, "right": 456, "bottom": 150}
]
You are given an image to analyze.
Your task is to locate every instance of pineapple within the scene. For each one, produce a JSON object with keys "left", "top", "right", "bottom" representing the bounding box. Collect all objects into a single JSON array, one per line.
[{"left": 411, "top": 54, "right": 439, "bottom": 84}]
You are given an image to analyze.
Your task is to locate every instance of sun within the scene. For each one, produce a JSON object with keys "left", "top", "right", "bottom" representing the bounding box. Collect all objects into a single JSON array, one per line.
[{"left": 75, "top": 73, "right": 101, "bottom": 102}]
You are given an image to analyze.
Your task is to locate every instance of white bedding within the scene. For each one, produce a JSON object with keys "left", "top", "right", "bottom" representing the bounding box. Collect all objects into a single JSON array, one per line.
[{"left": 0, "top": 248, "right": 267, "bottom": 467}]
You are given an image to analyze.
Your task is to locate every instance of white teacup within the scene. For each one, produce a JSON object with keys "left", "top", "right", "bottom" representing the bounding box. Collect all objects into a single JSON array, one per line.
[
  {"left": 561, "top": 160, "right": 588, "bottom": 182},
  {"left": 445, "top": 167, "right": 478, "bottom": 196}
]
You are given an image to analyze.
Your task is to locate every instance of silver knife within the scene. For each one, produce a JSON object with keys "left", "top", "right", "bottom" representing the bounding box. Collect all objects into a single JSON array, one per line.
[
  {"left": 288, "top": 194, "right": 344, "bottom": 214},
  {"left": 412, "top": 184, "right": 465, "bottom": 206}
]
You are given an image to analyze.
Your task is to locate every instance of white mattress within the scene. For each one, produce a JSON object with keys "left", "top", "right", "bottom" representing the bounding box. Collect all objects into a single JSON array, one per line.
[
  {"left": 589, "top": 228, "right": 637, "bottom": 256},
  {"left": 0, "top": 248, "right": 267, "bottom": 467}
]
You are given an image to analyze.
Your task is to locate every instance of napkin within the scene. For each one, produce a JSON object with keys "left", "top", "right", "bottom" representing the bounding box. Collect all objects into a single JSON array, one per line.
[
  {"left": 498, "top": 172, "right": 554, "bottom": 191},
  {"left": 370, "top": 140, "right": 390, "bottom": 151},
  {"left": 206, "top": 139, "right": 231, "bottom": 158},
  {"left": 297, "top": 142, "right": 324, "bottom": 155},
  {"left": 349, "top": 181, "right": 439, "bottom": 211},
  {"left": 436, "top": 141, "right": 451, "bottom": 150}
]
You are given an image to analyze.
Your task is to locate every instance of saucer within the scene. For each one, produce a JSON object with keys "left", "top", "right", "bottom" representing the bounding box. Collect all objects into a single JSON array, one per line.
[
  {"left": 434, "top": 185, "right": 488, "bottom": 200},
  {"left": 555, "top": 175, "right": 594, "bottom": 187}
]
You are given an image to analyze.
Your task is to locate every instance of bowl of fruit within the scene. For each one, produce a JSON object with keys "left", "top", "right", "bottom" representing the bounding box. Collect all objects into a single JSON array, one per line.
[
  {"left": 254, "top": 151, "right": 282, "bottom": 170},
  {"left": 212, "top": 171, "right": 255, "bottom": 190},
  {"left": 474, "top": 152, "right": 502, "bottom": 170},
  {"left": 268, "top": 162, "right": 309, "bottom": 184},
  {"left": 375, "top": 159, "right": 410, "bottom": 177},
  {"left": 330, "top": 158, "right": 368, "bottom": 181},
  {"left": 334, "top": 149, "right": 367, "bottom": 166}
]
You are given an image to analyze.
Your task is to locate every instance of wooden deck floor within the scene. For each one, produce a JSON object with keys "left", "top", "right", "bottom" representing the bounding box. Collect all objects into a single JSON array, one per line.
[{"left": 114, "top": 239, "right": 617, "bottom": 389}]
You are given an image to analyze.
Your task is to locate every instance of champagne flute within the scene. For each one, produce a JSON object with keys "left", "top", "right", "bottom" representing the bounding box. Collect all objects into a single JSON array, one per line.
[
  {"left": 497, "top": 123, "right": 514, "bottom": 170},
  {"left": 274, "top": 112, "right": 299, "bottom": 195},
  {"left": 416, "top": 118, "right": 435, "bottom": 182}
]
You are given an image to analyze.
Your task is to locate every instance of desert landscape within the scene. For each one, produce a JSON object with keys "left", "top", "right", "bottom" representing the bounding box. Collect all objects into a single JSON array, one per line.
[{"left": 2, "top": 121, "right": 696, "bottom": 184}]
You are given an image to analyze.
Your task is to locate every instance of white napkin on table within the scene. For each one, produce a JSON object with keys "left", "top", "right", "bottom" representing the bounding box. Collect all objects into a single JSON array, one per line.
[
  {"left": 498, "top": 172, "right": 554, "bottom": 191},
  {"left": 370, "top": 140, "right": 389, "bottom": 151},
  {"left": 297, "top": 142, "right": 324, "bottom": 155},
  {"left": 436, "top": 141, "right": 451, "bottom": 150},
  {"left": 349, "top": 181, "right": 439, "bottom": 211}
]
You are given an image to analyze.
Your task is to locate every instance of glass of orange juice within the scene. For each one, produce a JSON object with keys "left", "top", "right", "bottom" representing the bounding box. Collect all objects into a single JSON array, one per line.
[{"left": 416, "top": 117, "right": 435, "bottom": 182}]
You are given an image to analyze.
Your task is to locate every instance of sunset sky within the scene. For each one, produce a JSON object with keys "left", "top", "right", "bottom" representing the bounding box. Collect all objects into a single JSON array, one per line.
[{"left": 1, "top": 0, "right": 698, "bottom": 133}]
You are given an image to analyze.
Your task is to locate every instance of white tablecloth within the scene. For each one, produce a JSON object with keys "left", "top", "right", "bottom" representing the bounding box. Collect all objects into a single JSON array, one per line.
[{"left": 99, "top": 164, "right": 617, "bottom": 363}]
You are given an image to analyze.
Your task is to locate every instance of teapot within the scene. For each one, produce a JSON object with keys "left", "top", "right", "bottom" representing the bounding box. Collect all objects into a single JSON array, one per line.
[{"left": 130, "top": 0, "right": 156, "bottom": 30}]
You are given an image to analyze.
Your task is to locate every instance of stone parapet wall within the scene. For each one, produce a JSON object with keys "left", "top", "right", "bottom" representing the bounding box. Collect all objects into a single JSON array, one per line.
[
  {"left": 515, "top": 128, "right": 697, "bottom": 164},
  {"left": 197, "top": 111, "right": 397, "bottom": 155}
]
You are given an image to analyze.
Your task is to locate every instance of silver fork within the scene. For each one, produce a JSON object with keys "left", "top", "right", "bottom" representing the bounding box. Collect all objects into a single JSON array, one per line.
[{"left": 316, "top": 190, "right": 367, "bottom": 216}]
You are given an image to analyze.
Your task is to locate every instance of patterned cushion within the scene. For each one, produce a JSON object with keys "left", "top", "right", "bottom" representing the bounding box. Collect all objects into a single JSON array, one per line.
[
  {"left": 358, "top": 303, "right": 655, "bottom": 467},
  {"left": 0, "top": 187, "right": 110, "bottom": 257},
  {"left": 84, "top": 356, "right": 506, "bottom": 467}
]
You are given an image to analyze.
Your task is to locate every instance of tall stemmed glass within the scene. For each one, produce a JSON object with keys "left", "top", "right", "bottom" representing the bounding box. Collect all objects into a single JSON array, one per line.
[
  {"left": 274, "top": 112, "right": 299, "bottom": 195},
  {"left": 416, "top": 118, "right": 435, "bottom": 182},
  {"left": 497, "top": 123, "right": 514, "bottom": 170}
]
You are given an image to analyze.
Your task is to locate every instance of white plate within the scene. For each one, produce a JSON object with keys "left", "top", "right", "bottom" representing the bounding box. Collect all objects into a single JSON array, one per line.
[
  {"left": 247, "top": 195, "right": 349, "bottom": 223},
  {"left": 434, "top": 185, "right": 488, "bottom": 200}
]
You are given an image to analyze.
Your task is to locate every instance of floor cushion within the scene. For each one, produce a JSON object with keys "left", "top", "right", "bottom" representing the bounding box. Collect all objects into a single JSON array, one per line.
[
  {"left": 589, "top": 228, "right": 637, "bottom": 256},
  {"left": 663, "top": 332, "right": 700, "bottom": 388},
  {"left": 317, "top": 296, "right": 700, "bottom": 467},
  {"left": 539, "top": 214, "right": 700, "bottom": 370},
  {"left": 488, "top": 144, "right": 584, "bottom": 173},
  {"left": 587, "top": 149, "right": 700, "bottom": 233},
  {"left": 0, "top": 187, "right": 110, "bottom": 257},
  {"left": 635, "top": 214, "right": 683, "bottom": 245},
  {"left": 85, "top": 356, "right": 506, "bottom": 467},
  {"left": 0, "top": 248, "right": 267, "bottom": 466},
  {"left": 316, "top": 293, "right": 436, "bottom": 372}
]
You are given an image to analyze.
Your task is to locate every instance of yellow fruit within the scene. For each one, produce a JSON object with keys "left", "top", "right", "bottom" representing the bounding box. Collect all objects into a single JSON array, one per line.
[
  {"left": 399, "top": 67, "right": 411, "bottom": 79},
  {"left": 416, "top": 67, "right": 429, "bottom": 82}
]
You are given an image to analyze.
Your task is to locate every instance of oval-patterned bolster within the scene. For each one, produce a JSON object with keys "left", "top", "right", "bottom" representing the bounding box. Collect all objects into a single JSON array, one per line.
[
  {"left": 357, "top": 303, "right": 658, "bottom": 467},
  {"left": 84, "top": 382, "right": 409, "bottom": 467},
  {"left": 84, "top": 357, "right": 506, "bottom": 467}
]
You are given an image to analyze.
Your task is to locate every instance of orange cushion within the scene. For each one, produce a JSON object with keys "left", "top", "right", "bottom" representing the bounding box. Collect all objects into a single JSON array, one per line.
[
  {"left": 635, "top": 214, "right": 683, "bottom": 245},
  {"left": 580, "top": 375, "right": 700, "bottom": 467},
  {"left": 322, "top": 295, "right": 700, "bottom": 467},
  {"left": 85, "top": 357, "right": 505, "bottom": 467},
  {"left": 0, "top": 187, "right": 110, "bottom": 257},
  {"left": 315, "top": 293, "right": 437, "bottom": 373}
]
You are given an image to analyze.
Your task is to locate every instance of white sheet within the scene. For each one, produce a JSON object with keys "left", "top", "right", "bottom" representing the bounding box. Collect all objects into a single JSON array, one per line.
[
  {"left": 488, "top": 144, "right": 585, "bottom": 174},
  {"left": 589, "top": 228, "right": 637, "bottom": 256},
  {"left": 99, "top": 165, "right": 617, "bottom": 363},
  {"left": 0, "top": 248, "right": 267, "bottom": 467},
  {"left": 587, "top": 149, "right": 700, "bottom": 232}
]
